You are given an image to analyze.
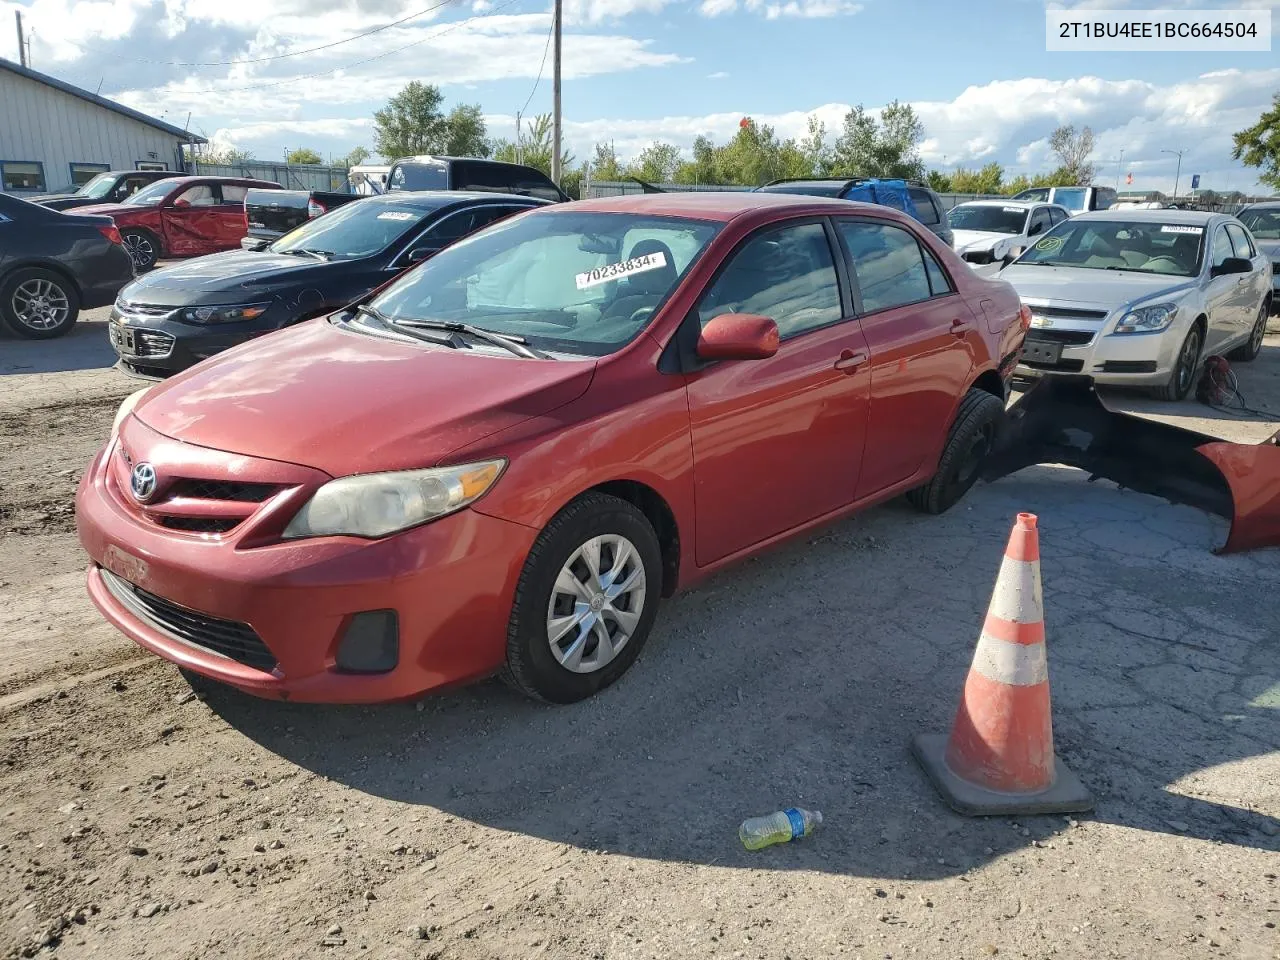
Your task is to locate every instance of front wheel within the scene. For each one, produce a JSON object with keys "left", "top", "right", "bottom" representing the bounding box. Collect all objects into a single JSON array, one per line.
[
  {"left": 502, "top": 493, "right": 663, "bottom": 704},
  {"left": 1152, "top": 324, "right": 1202, "bottom": 401},
  {"left": 907, "top": 388, "right": 1006, "bottom": 515},
  {"left": 121, "top": 230, "right": 160, "bottom": 271},
  {"left": 1228, "top": 301, "right": 1269, "bottom": 363}
]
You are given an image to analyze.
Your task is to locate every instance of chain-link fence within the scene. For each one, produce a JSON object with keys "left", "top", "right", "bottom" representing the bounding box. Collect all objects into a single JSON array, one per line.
[{"left": 191, "top": 162, "right": 352, "bottom": 193}]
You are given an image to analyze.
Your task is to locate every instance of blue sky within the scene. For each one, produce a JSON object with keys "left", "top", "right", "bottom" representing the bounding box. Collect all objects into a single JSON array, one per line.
[{"left": 4, "top": 0, "right": 1278, "bottom": 193}]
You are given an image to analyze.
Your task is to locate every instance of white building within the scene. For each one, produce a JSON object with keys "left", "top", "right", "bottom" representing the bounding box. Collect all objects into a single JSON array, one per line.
[{"left": 0, "top": 57, "right": 206, "bottom": 196}]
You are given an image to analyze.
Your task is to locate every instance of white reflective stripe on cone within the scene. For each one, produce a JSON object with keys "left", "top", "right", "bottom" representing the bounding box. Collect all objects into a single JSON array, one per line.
[
  {"left": 986, "top": 555, "right": 1043, "bottom": 624},
  {"left": 972, "top": 633, "right": 1049, "bottom": 686}
]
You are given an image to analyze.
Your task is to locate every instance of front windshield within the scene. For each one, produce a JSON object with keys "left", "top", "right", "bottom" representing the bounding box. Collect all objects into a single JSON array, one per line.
[
  {"left": 365, "top": 211, "right": 721, "bottom": 356},
  {"left": 1051, "top": 187, "right": 1087, "bottom": 212},
  {"left": 123, "top": 179, "right": 178, "bottom": 206},
  {"left": 273, "top": 200, "right": 433, "bottom": 259},
  {"left": 1012, "top": 188, "right": 1050, "bottom": 202},
  {"left": 947, "top": 205, "right": 1028, "bottom": 234},
  {"left": 1238, "top": 209, "right": 1280, "bottom": 240},
  {"left": 76, "top": 174, "right": 116, "bottom": 199},
  {"left": 1013, "top": 219, "right": 1205, "bottom": 276}
]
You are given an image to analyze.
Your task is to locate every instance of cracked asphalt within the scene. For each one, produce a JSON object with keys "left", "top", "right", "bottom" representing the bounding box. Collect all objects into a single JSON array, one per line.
[{"left": 0, "top": 311, "right": 1277, "bottom": 959}]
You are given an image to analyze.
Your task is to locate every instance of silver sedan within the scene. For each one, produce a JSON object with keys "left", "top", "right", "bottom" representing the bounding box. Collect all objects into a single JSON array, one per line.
[{"left": 997, "top": 209, "right": 1273, "bottom": 401}]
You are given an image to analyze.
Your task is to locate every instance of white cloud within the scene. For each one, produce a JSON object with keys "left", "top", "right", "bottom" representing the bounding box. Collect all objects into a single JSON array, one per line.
[
  {"left": 563, "top": 0, "right": 676, "bottom": 24},
  {"left": 699, "top": 0, "right": 861, "bottom": 16},
  {"left": 707, "top": 70, "right": 729, "bottom": 78}
]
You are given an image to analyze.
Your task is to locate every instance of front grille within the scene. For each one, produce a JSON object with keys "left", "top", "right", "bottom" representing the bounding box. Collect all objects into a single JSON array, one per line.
[
  {"left": 963, "top": 250, "right": 995, "bottom": 265},
  {"left": 1027, "top": 329, "right": 1094, "bottom": 346},
  {"left": 168, "top": 480, "right": 279, "bottom": 503},
  {"left": 159, "top": 517, "right": 241, "bottom": 533},
  {"left": 133, "top": 330, "right": 174, "bottom": 358},
  {"left": 1101, "top": 360, "right": 1158, "bottom": 374},
  {"left": 1022, "top": 358, "right": 1085, "bottom": 373},
  {"left": 116, "top": 301, "right": 176, "bottom": 320},
  {"left": 1029, "top": 305, "right": 1109, "bottom": 321},
  {"left": 100, "top": 568, "right": 277, "bottom": 672}
]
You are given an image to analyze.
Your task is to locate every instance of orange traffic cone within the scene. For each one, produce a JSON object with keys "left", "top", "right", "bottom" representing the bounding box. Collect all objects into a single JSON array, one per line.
[{"left": 912, "top": 513, "right": 1093, "bottom": 816}]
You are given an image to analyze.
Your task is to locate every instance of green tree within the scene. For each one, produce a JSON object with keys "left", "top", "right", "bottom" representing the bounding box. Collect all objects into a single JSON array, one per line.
[
  {"left": 373, "top": 82, "right": 448, "bottom": 159},
  {"left": 800, "top": 115, "right": 833, "bottom": 176},
  {"left": 1048, "top": 124, "right": 1096, "bottom": 185},
  {"left": 926, "top": 169, "right": 952, "bottom": 192},
  {"left": 196, "top": 145, "right": 253, "bottom": 164},
  {"left": 1001, "top": 173, "right": 1031, "bottom": 196},
  {"left": 443, "top": 104, "right": 491, "bottom": 157},
  {"left": 491, "top": 113, "right": 574, "bottom": 179},
  {"left": 341, "top": 146, "right": 371, "bottom": 167},
  {"left": 286, "top": 147, "right": 323, "bottom": 165},
  {"left": 627, "top": 141, "right": 682, "bottom": 183},
  {"left": 1232, "top": 93, "right": 1280, "bottom": 191},
  {"left": 831, "top": 100, "right": 925, "bottom": 180},
  {"left": 589, "top": 141, "right": 623, "bottom": 181},
  {"left": 949, "top": 161, "right": 1004, "bottom": 194},
  {"left": 672, "top": 135, "right": 723, "bottom": 185}
]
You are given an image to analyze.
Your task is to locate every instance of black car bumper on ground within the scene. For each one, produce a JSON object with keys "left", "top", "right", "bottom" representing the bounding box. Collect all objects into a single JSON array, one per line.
[{"left": 108, "top": 301, "right": 285, "bottom": 377}]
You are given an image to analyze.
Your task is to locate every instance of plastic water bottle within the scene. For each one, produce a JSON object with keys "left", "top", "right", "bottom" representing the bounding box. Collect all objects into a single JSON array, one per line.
[{"left": 739, "top": 808, "right": 823, "bottom": 851}]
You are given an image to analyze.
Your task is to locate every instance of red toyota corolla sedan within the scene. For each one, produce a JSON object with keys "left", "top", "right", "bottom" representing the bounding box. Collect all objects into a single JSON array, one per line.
[
  {"left": 78, "top": 176, "right": 283, "bottom": 271},
  {"left": 76, "top": 193, "right": 1028, "bottom": 705}
]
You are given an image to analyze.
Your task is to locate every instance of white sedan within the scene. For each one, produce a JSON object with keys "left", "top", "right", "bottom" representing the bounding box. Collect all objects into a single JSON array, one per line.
[
  {"left": 999, "top": 210, "right": 1273, "bottom": 400},
  {"left": 946, "top": 200, "right": 1071, "bottom": 267}
]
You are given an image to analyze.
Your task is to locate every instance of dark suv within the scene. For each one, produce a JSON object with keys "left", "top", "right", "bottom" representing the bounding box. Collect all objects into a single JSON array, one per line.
[
  {"left": 387, "top": 156, "right": 570, "bottom": 202},
  {"left": 31, "top": 170, "right": 177, "bottom": 212},
  {"left": 754, "top": 178, "right": 954, "bottom": 247}
]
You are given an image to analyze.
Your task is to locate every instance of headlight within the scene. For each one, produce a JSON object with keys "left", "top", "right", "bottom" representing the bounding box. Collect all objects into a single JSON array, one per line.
[
  {"left": 181, "top": 303, "right": 271, "bottom": 324},
  {"left": 282, "top": 460, "right": 506, "bottom": 539},
  {"left": 111, "top": 387, "right": 151, "bottom": 437},
  {"left": 1114, "top": 302, "right": 1178, "bottom": 334}
]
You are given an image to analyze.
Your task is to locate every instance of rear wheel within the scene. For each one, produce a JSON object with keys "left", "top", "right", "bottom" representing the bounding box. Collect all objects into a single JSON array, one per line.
[
  {"left": 907, "top": 388, "right": 1006, "bottom": 515},
  {"left": 121, "top": 230, "right": 160, "bottom": 271},
  {"left": 1, "top": 268, "right": 80, "bottom": 339},
  {"left": 1228, "top": 301, "right": 1269, "bottom": 363},
  {"left": 502, "top": 493, "right": 663, "bottom": 704},
  {"left": 1152, "top": 324, "right": 1202, "bottom": 401}
]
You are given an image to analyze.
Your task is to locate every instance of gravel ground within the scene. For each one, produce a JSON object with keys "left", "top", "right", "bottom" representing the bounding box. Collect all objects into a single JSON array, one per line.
[{"left": 1, "top": 310, "right": 1278, "bottom": 960}]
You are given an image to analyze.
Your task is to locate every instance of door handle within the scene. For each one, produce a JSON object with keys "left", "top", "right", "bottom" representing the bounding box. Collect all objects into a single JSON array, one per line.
[
  {"left": 834, "top": 349, "right": 868, "bottom": 372},
  {"left": 950, "top": 318, "right": 972, "bottom": 335}
]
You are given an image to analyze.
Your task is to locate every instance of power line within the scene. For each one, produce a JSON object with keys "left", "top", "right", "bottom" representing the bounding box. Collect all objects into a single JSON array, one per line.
[
  {"left": 517, "top": 15, "right": 554, "bottom": 118},
  {"left": 54, "top": 0, "right": 461, "bottom": 67},
  {"left": 177, "top": 0, "right": 523, "bottom": 96}
]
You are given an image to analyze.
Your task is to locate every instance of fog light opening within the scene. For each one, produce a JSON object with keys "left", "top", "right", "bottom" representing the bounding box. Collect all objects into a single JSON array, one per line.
[{"left": 335, "top": 610, "right": 400, "bottom": 674}]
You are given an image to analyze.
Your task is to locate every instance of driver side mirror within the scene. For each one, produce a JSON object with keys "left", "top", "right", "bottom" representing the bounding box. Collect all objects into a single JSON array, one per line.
[
  {"left": 406, "top": 247, "right": 437, "bottom": 265},
  {"left": 696, "top": 313, "right": 780, "bottom": 362},
  {"left": 1001, "top": 246, "right": 1026, "bottom": 268},
  {"left": 1211, "top": 256, "right": 1252, "bottom": 278}
]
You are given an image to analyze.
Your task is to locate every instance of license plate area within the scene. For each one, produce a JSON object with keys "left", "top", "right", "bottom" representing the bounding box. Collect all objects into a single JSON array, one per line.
[
  {"left": 1022, "top": 338, "right": 1063, "bottom": 365},
  {"left": 111, "top": 322, "right": 139, "bottom": 356}
]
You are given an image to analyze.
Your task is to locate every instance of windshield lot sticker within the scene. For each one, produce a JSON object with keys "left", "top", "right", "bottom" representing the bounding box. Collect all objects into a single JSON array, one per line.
[
  {"left": 1034, "top": 236, "right": 1064, "bottom": 251},
  {"left": 377, "top": 211, "right": 417, "bottom": 221},
  {"left": 1159, "top": 225, "right": 1203, "bottom": 235},
  {"left": 1004, "top": 207, "right": 1025, "bottom": 214},
  {"left": 575, "top": 251, "right": 668, "bottom": 290}
]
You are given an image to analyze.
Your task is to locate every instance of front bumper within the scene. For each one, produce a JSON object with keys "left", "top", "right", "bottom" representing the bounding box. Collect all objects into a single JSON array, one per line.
[
  {"left": 75, "top": 419, "right": 536, "bottom": 703},
  {"left": 1014, "top": 307, "right": 1184, "bottom": 386},
  {"left": 107, "top": 302, "right": 283, "bottom": 376}
]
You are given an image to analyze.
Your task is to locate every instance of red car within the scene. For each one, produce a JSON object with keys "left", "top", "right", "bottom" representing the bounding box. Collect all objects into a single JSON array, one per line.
[
  {"left": 75, "top": 193, "right": 1029, "bottom": 705},
  {"left": 78, "top": 176, "right": 283, "bottom": 271}
]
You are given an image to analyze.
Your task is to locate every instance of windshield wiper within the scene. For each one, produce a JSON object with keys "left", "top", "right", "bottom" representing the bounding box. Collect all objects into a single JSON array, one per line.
[
  {"left": 353, "top": 304, "right": 455, "bottom": 347},
  {"left": 283, "top": 248, "right": 332, "bottom": 261},
  {"left": 391, "top": 319, "right": 551, "bottom": 360}
]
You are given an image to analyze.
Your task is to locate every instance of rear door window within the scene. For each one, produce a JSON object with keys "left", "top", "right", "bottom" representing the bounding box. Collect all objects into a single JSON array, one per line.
[{"left": 838, "top": 220, "right": 934, "bottom": 313}]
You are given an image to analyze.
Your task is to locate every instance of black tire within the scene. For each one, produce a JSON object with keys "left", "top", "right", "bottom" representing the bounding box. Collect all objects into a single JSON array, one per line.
[
  {"left": 0, "top": 267, "right": 81, "bottom": 339},
  {"left": 1228, "top": 301, "right": 1269, "bottom": 363},
  {"left": 907, "top": 388, "right": 1006, "bottom": 515},
  {"left": 501, "top": 492, "right": 663, "bottom": 704},
  {"left": 1152, "top": 323, "right": 1202, "bottom": 401},
  {"left": 121, "top": 229, "right": 161, "bottom": 271}
]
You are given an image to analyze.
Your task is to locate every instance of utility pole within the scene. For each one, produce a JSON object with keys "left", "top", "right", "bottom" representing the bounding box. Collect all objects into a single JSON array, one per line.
[
  {"left": 551, "top": 0, "right": 562, "bottom": 185},
  {"left": 515, "top": 111, "right": 522, "bottom": 167},
  {"left": 15, "top": 10, "right": 26, "bottom": 68},
  {"left": 1162, "top": 148, "right": 1186, "bottom": 201},
  {"left": 1113, "top": 148, "right": 1124, "bottom": 190}
]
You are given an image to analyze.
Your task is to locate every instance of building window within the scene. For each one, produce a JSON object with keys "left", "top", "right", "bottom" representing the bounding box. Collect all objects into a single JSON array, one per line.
[
  {"left": 1, "top": 161, "right": 46, "bottom": 192},
  {"left": 136, "top": 161, "right": 167, "bottom": 171},
  {"left": 70, "top": 162, "right": 110, "bottom": 187}
]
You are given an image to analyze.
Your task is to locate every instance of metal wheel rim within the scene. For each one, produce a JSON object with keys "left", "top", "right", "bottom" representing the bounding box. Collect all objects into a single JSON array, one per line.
[
  {"left": 123, "top": 234, "right": 154, "bottom": 266},
  {"left": 1251, "top": 304, "right": 1267, "bottom": 353},
  {"left": 546, "top": 534, "right": 647, "bottom": 674},
  {"left": 1177, "top": 330, "right": 1200, "bottom": 392},
  {"left": 955, "top": 421, "right": 994, "bottom": 488},
  {"left": 11, "top": 278, "right": 70, "bottom": 330}
]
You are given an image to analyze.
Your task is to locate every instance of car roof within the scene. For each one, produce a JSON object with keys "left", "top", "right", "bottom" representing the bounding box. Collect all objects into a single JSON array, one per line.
[
  {"left": 565, "top": 191, "right": 878, "bottom": 222},
  {"left": 357, "top": 191, "right": 551, "bottom": 211},
  {"left": 1240, "top": 200, "right": 1280, "bottom": 210},
  {"left": 953, "top": 200, "right": 1037, "bottom": 210},
  {"left": 1072, "top": 208, "right": 1221, "bottom": 225}
]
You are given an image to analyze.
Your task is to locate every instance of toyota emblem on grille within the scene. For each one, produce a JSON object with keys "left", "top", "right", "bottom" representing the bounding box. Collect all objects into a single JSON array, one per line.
[{"left": 130, "top": 462, "right": 158, "bottom": 502}]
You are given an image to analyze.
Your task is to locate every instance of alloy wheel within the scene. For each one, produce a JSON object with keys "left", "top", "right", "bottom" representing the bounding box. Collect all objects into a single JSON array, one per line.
[
  {"left": 11, "top": 278, "right": 70, "bottom": 331},
  {"left": 1177, "top": 328, "right": 1201, "bottom": 394},
  {"left": 123, "top": 233, "right": 155, "bottom": 268},
  {"left": 1250, "top": 303, "right": 1267, "bottom": 354},
  {"left": 546, "top": 534, "right": 647, "bottom": 674}
]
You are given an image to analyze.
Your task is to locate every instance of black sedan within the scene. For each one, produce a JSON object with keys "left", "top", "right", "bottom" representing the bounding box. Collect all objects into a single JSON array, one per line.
[
  {"left": 0, "top": 193, "right": 135, "bottom": 339},
  {"left": 109, "top": 191, "right": 549, "bottom": 377},
  {"left": 30, "top": 170, "right": 176, "bottom": 212}
]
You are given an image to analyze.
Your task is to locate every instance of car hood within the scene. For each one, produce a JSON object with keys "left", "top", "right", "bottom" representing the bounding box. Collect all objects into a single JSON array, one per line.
[
  {"left": 76, "top": 202, "right": 147, "bottom": 219},
  {"left": 131, "top": 319, "right": 596, "bottom": 477},
  {"left": 1254, "top": 238, "right": 1280, "bottom": 259},
  {"left": 952, "top": 229, "right": 1017, "bottom": 252},
  {"left": 998, "top": 263, "right": 1198, "bottom": 309},
  {"left": 121, "top": 250, "right": 338, "bottom": 306},
  {"left": 33, "top": 193, "right": 78, "bottom": 203}
]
